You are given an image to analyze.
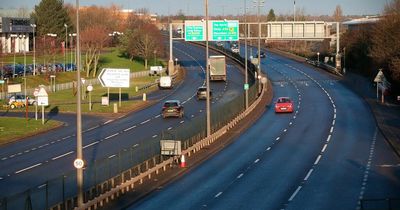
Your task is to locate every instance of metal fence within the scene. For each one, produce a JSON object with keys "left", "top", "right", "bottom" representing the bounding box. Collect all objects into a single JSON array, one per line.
[{"left": 0, "top": 46, "right": 258, "bottom": 210}]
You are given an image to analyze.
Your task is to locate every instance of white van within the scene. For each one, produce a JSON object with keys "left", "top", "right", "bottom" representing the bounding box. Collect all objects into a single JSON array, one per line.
[{"left": 159, "top": 76, "right": 172, "bottom": 89}]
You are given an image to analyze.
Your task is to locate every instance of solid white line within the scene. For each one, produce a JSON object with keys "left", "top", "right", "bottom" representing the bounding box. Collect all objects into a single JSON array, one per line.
[
  {"left": 321, "top": 144, "right": 328, "bottom": 153},
  {"left": 215, "top": 192, "right": 223, "bottom": 198},
  {"left": 105, "top": 133, "right": 119, "bottom": 140},
  {"left": 288, "top": 186, "right": 302, "bottom": 201},
  {"left": 15, "top": 163, "right": 42, "bottom": 174},
  {"left": 83, "top": 141, "right": 99, "bottom": 149},
  {"left": 108, "top": 154, "right": 116, "bottom": 159},
  {"left": 314, "top": 155, "right": 322, "bottom": 165},
  {"left": 304, "top": 169, "right": 314, "bottom": 181},
  {"left": 254, "top": 159, "right": 260, "bottom": 163},
  {"left": 52, "top": 151, "right": 74, "bottom": 160},
  {"left": 124, "top": 125, "right": 137, "bottom": 132},
  {"left": 237, "top": 173, "right": 244, "bottom": 179},
  {"left": 141, "top": 119, "right": 151, "bottom": 125}
]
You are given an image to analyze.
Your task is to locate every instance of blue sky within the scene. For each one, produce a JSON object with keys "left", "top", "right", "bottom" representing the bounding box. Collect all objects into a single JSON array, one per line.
[{"left": 0, "top": 0, "right": 387, "bottom": 16}]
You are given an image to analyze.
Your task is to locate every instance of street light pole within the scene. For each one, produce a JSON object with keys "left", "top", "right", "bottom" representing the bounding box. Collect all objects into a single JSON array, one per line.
[
  {"left": 31, "top": 24, "right": 36, "bottom": 76},
  {"left": 255, "top": 0, "right": 264, "bottom": 94},
  {"left": 205, "top": 0, "right": 211, "bottom": 137},
  {"left": 244, "top": 0, "right": 249, "bottom": 109},
  {"left": 75, "top": 0, "right": 84, "bottom": 207},
  {"left": 64, "top": 24, "right": 68, "bottom": 72},
  {"left": 10, "top": 34, "right": 17, "bottom": 78}
]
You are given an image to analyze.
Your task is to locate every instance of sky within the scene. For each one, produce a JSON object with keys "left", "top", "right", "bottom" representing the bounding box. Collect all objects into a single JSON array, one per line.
[{"left": 0, "top": 0, "right": 388, "bottom": 16}]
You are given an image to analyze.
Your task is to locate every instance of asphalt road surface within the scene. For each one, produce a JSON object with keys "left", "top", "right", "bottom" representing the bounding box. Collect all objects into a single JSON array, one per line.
[
  {"left": 127, "top": 48, "right": 400, "bottom": 210},
  {"left": 0, "top": 40, "right": 245, "bottom": 208}
]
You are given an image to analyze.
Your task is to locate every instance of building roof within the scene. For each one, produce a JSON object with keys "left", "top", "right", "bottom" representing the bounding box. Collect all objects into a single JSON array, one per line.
[{"left": 342, "top": 16, "right": 381, "bottom": 26}]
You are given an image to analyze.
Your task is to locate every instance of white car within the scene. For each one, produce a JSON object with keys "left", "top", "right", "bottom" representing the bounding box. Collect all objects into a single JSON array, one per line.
[{"left": 159, "top": 76, "right": 172, "bottom": 89}]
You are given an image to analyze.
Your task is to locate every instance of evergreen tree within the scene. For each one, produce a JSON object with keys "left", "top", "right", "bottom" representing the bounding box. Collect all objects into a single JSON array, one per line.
[
  {"left": 267, "top": 9, "right": 276, "bottom": 21},
  {"left": 31, "top": 0, "right": 72, "bottom": 39}
]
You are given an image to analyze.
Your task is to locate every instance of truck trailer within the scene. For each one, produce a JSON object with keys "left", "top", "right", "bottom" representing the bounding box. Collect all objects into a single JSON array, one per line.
[{"left": 209, "top": 55, "right": 227, "bottom": 81}]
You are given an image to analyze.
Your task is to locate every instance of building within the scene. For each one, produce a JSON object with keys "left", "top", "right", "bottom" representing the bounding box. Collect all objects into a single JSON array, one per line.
[
  {"left": 0, "top": 17, "right": 33, "bottom": 54},
  {"left": 342, "top": 16, "right": 381, "bottom": 31}
]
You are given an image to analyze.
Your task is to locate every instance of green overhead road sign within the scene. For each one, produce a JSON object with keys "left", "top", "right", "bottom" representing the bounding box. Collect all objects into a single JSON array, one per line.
[
  {"left": 212, "top": 21, "right": 239, "bottom": 41},
  {"left": 184, "top": 20, "right": 239, "bottom": 42}
]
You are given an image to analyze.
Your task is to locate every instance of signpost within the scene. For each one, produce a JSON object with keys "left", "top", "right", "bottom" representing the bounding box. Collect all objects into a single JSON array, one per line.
[
  {"left": 87, "top": 84, "right": 93, "bottom": 111},
  {"left": 374, "top": 69, "right": 386, "bottom": 103},
  {"left": 98, "top": 68, "right": 130, "bottom": 107},
  {"left": 184, "top": 20, "right": 239, "bottom": 42},
  {"left": 185, "top": 20, "right": 205, "bottom": 41},
  {"left": 36, "top": 86, "right": 48, "bottom": 124}
]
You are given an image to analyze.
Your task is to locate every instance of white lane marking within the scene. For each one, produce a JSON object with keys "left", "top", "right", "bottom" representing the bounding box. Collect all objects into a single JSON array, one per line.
[
  {"left": 288, "top": 186, "right": 302, "bottom": 201},
  {"left": 132, "top": 144, "right": 139, "bottom": 148},
  {"left": 237, "top": 173, "right": 244, "bottom": 179},
  {"left": 180, "top": 120, "right": 185, "bottom": 124},
  {"left": 332, "top": 120, "right": 336, "bottom": 126},
  {"left": 155, "top": 114, "right": 161, "bottom": 118},
  {"left": 321, "top": 144, "right": 328, "bottom": 153},
  {"left": 0, "top": 177, "right": 3, "bottom": 180},
  {"left": 86, "top": 125, "right": 99, "bottom": 131},
  {"left": 276, "top": 137, "right": 280, "bottom": 141},
  {"left": 266, "top": 147, "right": 271, "bottom": 151},
  {"left": 52, "top": 151, "right": 74, "bottom": 160},
  {"left": 215, "top": 192, "right": 223, "bottom": 198},
  {"left": 38, "top": 183, "right": 47, "bottom": 189},
  {"left": 254, "top": 159, "right": 260, "bottom": 164},
  {"left": 330, "top": 127, "right": 334, "bottom": 133},
  {"left": 104, "top": 120, "right": 113, "bottom": 124},
  {"left": 304, "top": 169, "right": 314, "bottom": 181},
  {"left": 83, "top": 141, "right": 99, "bottom": 149},
  {"left": 105, "top": 133, "right": 119, "bottom": 140},
  {"left": 15, "top": 163, "right": 42, "bottom": 174},
  {"left": 167, "top": 127, "right": 173, "bottom": 130},
  {"left": 62, "top": 136, "right": 71, "bottom": 140},
  {"left": 141, "top": 119, "right": 151, "bottom": 125},
  {"left": 152, "top": 135, "right": 158, "bottom": 138},
  {"left": 1, "top": 157, "right": 7, "bottom": 161},
  {"left": 124, "top": 125, "right": 137, "bottom": 132},
  {"left": 334, "top": 114, "right": 337, "bottom": 119},
  {"left": 314, "top": 155, "right": 322, "bottom": 165},
  {"left": 108, "top": 154, "right": 116, "bottom": 159},
  {"left": 284, "top": 129, "right": 287, "bottom": 132},
  {"left": 327, "top": 134, "right": 332, "bottom": 142}
]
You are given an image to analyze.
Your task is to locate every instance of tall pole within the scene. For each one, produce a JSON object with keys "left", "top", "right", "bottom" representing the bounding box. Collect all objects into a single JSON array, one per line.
[
  {"left": 257, "top": 0, "right": 262, "bottom": 94},
  {"left": 244, "top": 0, "right": 248, "bottom": 109},
  {"left": 169, "top": 23, "right": 174, "bottom": 75},
  {"left": 205, "top": 0, "right": 211, "bottom": 137},
  {"left": 294, "top": 0, "right": 296, "bottom": 21},
  {"left": 64, "top": 24, "right": 67, "bottom": 72},
  {"left": 31, "top": 24, "right": 36, "bottom": 76},
  {"left": 76, "top": 0, "right": 84, "bottom": 207}
]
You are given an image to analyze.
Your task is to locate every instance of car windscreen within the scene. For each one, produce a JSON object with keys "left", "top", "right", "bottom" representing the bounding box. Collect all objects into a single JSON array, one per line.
[{"left": 164, "top": 102, "right": 178, "bottom": 107}]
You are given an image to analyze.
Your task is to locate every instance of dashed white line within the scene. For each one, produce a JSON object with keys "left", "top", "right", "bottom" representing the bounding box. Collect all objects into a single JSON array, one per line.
[
  {"left": 62, "top": 136, "right": 71, "bottom": 140},
  {"left": 304, "top": 169, "right": 314, "bottom": 181},
  {"left": 83, "top": 141, "right": 99, "bottom": 149},
  {"left": 124, "top": 125, "right": 137, "bottom": 132},
  {"left": 152, "top": 135, "right": 158, "bottom": 138},
  {"left": 86, "top": 125, "right": 99, "bottom": 132},
  {"left": 167, "top": 127, "right": 173, "bottom": 130},
  {"left": 276, "top": 137, "right": 280, "bottom": 141},
  {"left": 327, "top": 134, "right": 332, "bottom": 142},
  {"left": 321, "top": 144, "right": 328, "bottom": 153},
  {"left": 1, "top": 157, "right": 7, "bottom": 161},
  {"left": 132, "top": 144, "right": 139, "bottom": 148},
  {"left": 330, "top": 127, "right": 334, "bottom": 133},
  {"left": 104, "top": 120, "right": 113, "bottom": 124},
  {"left": 266, "top": 147, "right": 271, "bottom": 151},
  {"left": 155, "top": 114, "right": 161, "bottom": 118},
  {"left": 254, "top": 159, "right": 260, "bottom": 164},
  {"left": 15, "top": 163, "right": 42, "bottom": 174},
  {"left": 105, "top": 133, "right": 119, "bottom": 140},
  {"left": 314, "top": 155, "right": 322, "bottom": 165},
  {"left": 52, "top": 151, "right": 74, "bottom": 160},
  {"left": 288, "top": 186, "right": 302, "bottom": 201},
  {"left": 141, "top": 119, "right": 151, "bottom": 125},
  {"left": 215, "top": 192, "right": 223, "bottom": 198},
  {"left": 180, "top": 120, "right": 185, "bottom": 124},
  {"left": 237, "top": 173, "right": 244, "bottom": 179},
  {"left": 108, "top": 154, "right": 116, "bottom": 159}
]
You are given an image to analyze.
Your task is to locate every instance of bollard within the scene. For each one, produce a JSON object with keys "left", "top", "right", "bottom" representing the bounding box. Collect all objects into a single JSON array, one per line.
[
  {"left": 143, "top": 93, "right": 147, "bottom": 101},
  {"left": 113, "top": 103, "right": 118, "bottom": 113}
]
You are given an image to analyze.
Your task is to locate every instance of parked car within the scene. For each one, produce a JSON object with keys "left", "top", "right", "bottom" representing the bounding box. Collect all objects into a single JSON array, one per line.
[
  {"left": 162, "top": 100, "right": 184, "bottom": 118},
  {"left": 9, "top": 101, "right": 25, "bottom": 109},
  {"left": 196, "top": 86, "right": 212, "bottom": 100},
  {"left": 275, "top": 97, "right": 293, "bottom": 113},
  {"left": 8, "top": 94, "right": 36, "bottom": 106}
]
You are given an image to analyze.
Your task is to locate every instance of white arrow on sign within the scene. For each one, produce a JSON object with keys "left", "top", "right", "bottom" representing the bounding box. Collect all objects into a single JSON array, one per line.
[{"left": 98, "top": 68, "right": 130, "bottom": 88}]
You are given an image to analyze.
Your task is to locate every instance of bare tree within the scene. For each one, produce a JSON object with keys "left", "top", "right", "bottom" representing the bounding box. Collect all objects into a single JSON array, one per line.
[
  {"left": 333, "top": 5, "right": 343, "bottom": 22},
  {"left": 371, "top": 0, "right": 400, "bottom": 82}
]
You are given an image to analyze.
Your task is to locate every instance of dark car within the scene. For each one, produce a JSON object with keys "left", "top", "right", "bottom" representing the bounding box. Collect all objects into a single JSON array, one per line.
[
  {"left": 256, "top": 51, "right": 266, "bottom": 58},
  {"left": 196, "top": 86, "right": 212, "bottom": 100},
  {"left": 162, "top": 100, "right": 184, "bottom": 118}
]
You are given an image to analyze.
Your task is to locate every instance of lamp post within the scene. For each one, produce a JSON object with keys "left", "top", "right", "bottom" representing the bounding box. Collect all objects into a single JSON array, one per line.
[
  {"left": 254, "top": 0, "right": 264, "bottom": 94},
  {"left": 244, "top": 0, "right": 249, "bottom": 109},
  {"left": 64, "top": 24, "right": 68, "bottom": 72},
  {"left": 205, "top": 0, "right": 211, "bottom": 137},
  {"left": 317, "top": 52, "right": 320, "bottom": 64},
  {"left": 31, "top": 24, "right": 36, "bottom": 76},
  {"left": 19, "top": 35, "right": 26, "bottom": 78},
  {"left": 175, "top": 58, "right": 178, "bottom": 66},
  {"left": 10, "top": 34, "right": 17, "bottom": 78},
  {"left": 69, "top": 33, "right": 77, "bottom": 69}
]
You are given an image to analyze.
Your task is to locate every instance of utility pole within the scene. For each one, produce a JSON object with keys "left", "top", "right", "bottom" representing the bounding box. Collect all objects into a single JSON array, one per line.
[{"left": 205, "top": 0, "right": 211, "bottom": 137}]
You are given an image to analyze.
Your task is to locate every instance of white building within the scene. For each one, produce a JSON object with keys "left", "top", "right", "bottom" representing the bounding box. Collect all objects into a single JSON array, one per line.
[{"left": 0, "top": 17, "right": 32, "bottom": 54}]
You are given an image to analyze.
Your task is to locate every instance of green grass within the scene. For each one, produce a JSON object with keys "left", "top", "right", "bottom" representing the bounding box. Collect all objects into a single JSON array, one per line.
[{"left": 0, "top": 117, "right": 63, "bottom": 145}]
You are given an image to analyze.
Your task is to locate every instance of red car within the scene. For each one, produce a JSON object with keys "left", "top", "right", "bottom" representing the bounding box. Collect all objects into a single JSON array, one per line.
[{"left": 275, "top": 97, "right": 294, "bottom": 113}]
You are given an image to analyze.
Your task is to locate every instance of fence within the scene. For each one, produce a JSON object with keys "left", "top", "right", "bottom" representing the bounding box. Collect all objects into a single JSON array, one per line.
[{"left": 0, "top": 45, "right": 259, "bottom": 210}]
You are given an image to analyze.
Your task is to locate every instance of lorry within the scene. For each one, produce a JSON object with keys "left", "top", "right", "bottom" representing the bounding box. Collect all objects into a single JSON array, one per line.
[{"left": 209, "top": 55, "right": 227, "bottom": 81}]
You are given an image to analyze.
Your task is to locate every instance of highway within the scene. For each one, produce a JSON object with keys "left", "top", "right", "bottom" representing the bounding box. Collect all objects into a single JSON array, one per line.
[
  {"left": 127, "top": 49, "right": 400, "bottom": 209},
  {"left": 0, "top": 40, "right": 245, "bottom": 207}
]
